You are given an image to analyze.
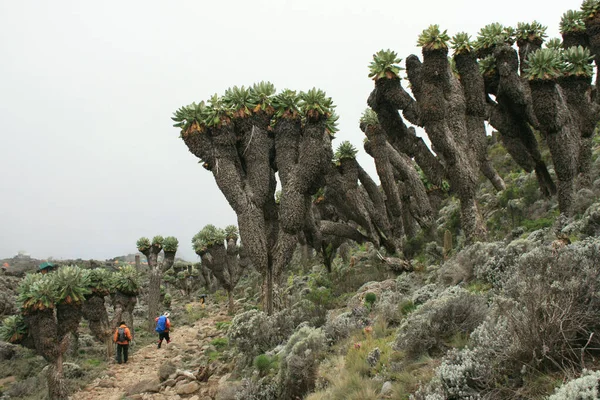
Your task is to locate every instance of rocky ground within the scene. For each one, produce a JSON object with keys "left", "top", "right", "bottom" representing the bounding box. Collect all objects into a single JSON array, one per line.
[{"left": 71, "top": 302, "right": 233, "bottom": 400}]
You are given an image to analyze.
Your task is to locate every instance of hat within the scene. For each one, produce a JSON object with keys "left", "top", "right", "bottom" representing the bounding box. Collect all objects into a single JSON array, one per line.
[{"left": 164, "top": 312, "right": 170, "bottom": 317}]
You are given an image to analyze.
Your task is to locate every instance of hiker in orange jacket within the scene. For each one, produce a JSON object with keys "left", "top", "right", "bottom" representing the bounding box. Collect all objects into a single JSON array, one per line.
[{"left": 113, "top": 321, "right": 133, "bottom": 364}]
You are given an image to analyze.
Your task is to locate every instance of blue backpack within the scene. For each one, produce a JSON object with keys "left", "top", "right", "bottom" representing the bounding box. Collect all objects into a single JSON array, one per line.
[{"left": 155, "top": 315, "right": 167, "bottom": 332}]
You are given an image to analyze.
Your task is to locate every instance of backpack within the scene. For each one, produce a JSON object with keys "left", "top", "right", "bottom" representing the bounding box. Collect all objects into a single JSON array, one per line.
[
  {"left": 117, "top": 327, "right": 127, "bottom": 343},
  {"left": 155, "top": 316, "right": 167, "bottom": 332}
]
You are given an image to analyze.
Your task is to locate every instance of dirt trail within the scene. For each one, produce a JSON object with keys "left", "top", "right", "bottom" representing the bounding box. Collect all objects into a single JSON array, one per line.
[{"left": 71, "top": 303, "right": 230, "bottom": 400}]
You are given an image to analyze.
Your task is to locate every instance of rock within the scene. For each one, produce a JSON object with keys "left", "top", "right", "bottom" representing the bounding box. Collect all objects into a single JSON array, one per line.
[
  {"left": 0, "top": 376, "right": 16, "bottom": 386},
  {"left": 97, "top": 378, "right": 116, "bottom": 388},
  {"left": 127, "top": 395, "right": 143, "bottom": 400},
  {"left": 176, "top": 381, "right": 200, "bottom": 395},
  {"left": 188, "top": 396, "right": 200, "bottom": 400},
  {"left": 159, "top": 361, "right": 177, "bottom": 382},
  {"left": 367, "top": 347, "right": 381, "bottom": 368},
  {"left": 125, "top": 378, "right": 161, "bottom": 395},
  {"left": 162, "top": 379, "right": 177, "bottom": 387},
  {"left": 175, "top": 369, "right": 197, "bottom": 380},
  {"left": 0, "top": 342, "right": 17, "bottom": 360},
  {"left": 381, "top": 381, "right": 393, "bottom": 396},
  {"left": 218, "top": 373, "right": 231, "bottom": 386},
  {"left": 196, "top": 365, "right": 213, "bottom": 382}
]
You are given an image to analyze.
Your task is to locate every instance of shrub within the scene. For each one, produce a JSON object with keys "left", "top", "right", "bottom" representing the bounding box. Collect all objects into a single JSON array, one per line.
[
  {"left": 411, "top": 283, "right": 439, "bottom": 305},
  {"left": 395, "top": 287, "right": 487, "bottom": 359},
  {"left": 364, "top": 292, "right": 377, "bottom": 310},
  {"left": 373, "top": 291, "right": 405, "bottom": 325},
  {"left": 548, "top": 369, "right": 600, "bottom": 400},
  {"left": 500, "top": 241, "right": 600, "bottom": 371},
  {"left": 210, "top": 337, "right": 229, "bottom": 350},
  {"left": 254, "top": 354, "right": 277, "bottom": 376},
  {"left": 277, "top": 326, "right": 327, "bottom": 400},
  {"left": 437, "top": 241, "right": 503, "bottom": 285},
  {"left": 419, "top": 238, "right": 600, "bottom": 398},
  {"left": 472, "top": 238, "right": 533, "bottom": 288},
  {"left": 229, "top": 301, "right": 322, "bottom": 364},
  {"left": 228, "top": 310, "right": 274, "bottom": 363},
  {"left": 234, "top": 377, "right": 278, "bottom": 400},
  {"left": 324, "top": 307, "right": 370, "bottom": 344},
  {"left": 163, "top": 293, "right": 172, "bottom": 308}
]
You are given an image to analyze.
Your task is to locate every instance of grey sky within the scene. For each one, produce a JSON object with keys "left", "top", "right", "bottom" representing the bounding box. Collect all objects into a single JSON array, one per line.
[{"left": 0, "top": 0, "right": 569, "bottom": 261}]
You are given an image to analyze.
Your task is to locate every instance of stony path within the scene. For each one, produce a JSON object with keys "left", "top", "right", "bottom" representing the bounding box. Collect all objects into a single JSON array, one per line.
[{"left": 71, "top": 304, "right": 230, "bottom": 400}]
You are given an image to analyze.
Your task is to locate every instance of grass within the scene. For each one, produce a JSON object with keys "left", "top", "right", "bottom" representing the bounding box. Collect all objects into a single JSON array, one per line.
[
  {"left": 398, "top": 300, "right": 417, "bottom": 316},
  {"left": 215, "top": 320, "right": 231, "bottom": 331},
  {"left": 466, "top": 280, "right": 492, "bottom": 293},
  {"left": 210, "top": 337, "right": 229, "bottom": 350},
  {"left": 182, "top": 303, "right": 208, "bottom": 325}
]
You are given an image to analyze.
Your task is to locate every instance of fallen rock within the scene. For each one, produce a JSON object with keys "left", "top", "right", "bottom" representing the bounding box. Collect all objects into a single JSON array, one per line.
[
  {"left": 381, "top": 381, "right": 393, "bottom": 396},
  {"left": 0, "top": 342, "right": 17, "bottom": 360},
  {"left": 97, "top": 379, "right": 116, "bottom": 388},
  {"left": 176, "top": 369, "right": 197, "bottom": 380},
  {"left": 125, "top": 378, "right": 161, "bottom": 395},
  {"left": 176, "top": 380, "right": 200, "bottom": 395},
  {"left": 159, "top": 361, "right": 177, "bottom": 382},
  {"left": 162, "top": 379, "right": 177, "bottom": 387}
]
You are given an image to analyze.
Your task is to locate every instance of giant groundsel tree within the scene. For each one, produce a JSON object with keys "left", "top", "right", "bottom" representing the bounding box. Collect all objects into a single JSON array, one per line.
[
  {"left": 137, "top": 235, "right": 178, "bottom": 330},
  {"left": 192, "top": 224, "right": 249, "bottom": 314},
  {"left": 14, "top": 266, "right": 90, "bottom": 400},
  {"left": 174, "top": 83, "right": 341, "bottom": 314}
]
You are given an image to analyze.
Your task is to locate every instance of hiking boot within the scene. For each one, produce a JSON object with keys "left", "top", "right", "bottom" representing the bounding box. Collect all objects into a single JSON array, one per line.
[{"left": 157, "top": 342, "right": 161, "bottom": 349}]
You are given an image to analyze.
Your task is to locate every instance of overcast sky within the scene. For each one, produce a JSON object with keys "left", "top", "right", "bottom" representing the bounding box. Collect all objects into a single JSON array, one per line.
[{"left": 0, "top": 0, "right": 571, "bottom": 261}]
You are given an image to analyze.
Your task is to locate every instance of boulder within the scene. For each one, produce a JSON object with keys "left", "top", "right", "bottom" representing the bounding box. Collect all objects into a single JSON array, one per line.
[
  {"left": 158, "top": 361, "right": 177, "bottom": 382},
  {"left": 97, "top": 379, "right": 116, "bottom": 388},
  {"left": 0, "top": 341, "right": 17, "bottom": 360},
  {"left": 176, "top": 380, "right": 200, "bottom": 395},
  {"left": 381, "top": 381, "right": 393, "bottom": 396},
  {"left": 162, "top": 379, "right": 177, "bottom": 387},
  {"left": 125, "top": 378, "right": 160, "bottom": 395}
]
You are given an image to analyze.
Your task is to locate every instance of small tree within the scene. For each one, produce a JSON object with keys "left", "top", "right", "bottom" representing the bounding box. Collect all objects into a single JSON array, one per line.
[
  {"left": 137, "top": 236, "right": 178, "bottom": 330},
  {"left": 193, "top": 224, "right": 248, "bottom": 314}
]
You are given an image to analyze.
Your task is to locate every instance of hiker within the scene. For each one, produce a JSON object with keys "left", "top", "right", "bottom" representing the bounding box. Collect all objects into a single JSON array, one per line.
[
  {"left": 155, "top": 311, "right": 171, "bottom": 349},
  {"left": 113, "top": 321, "right": 132, "bottom": 364}
]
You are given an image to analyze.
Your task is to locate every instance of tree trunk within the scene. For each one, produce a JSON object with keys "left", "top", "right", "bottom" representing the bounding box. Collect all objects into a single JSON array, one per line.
[
  {"left": 263, "top": 259, "right": 274, "bottom": 315},
  {"left": 105, "top": 337, "right": 113, "bottom": 361},
  {"left": 529, "top": 79, "right": 580, "bottom": 216},
  {"left": 147, "top": 267, "right": 161, "bottom": 331},
  {"left": 47, "top": 355, "right": 68, "bottom": 400},
  {"left": 227, "top": 290, "right": 234, "bottom": 315}
]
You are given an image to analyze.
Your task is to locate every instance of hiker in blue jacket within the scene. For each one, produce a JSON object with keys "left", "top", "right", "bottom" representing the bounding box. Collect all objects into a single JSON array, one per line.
[{"left": 155, "top": 312, "right": 171, "bottom": 349}]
